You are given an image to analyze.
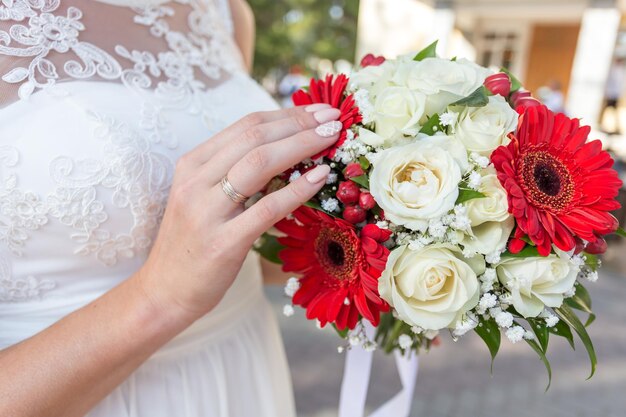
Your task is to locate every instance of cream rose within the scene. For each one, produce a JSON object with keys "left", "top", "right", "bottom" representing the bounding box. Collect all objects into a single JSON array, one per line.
[
  {"left": 350, "top": 59, "right": 398, "bottom": 98},
  {"left": 369, "top": 139, "right": 464, "bottom": 231},
  {"left": 462, "top": 218, "right": 514, "bottom": 256},
  {"left": 372, "top": 86, "right": 426, "bottom": 139},
  {"left": 496, "top": 255, "right": 579, "bottom": 318},
  {"left": 466, "top": 168, "right": 511, "bottom": 225},
  {"left": 462, "top": 169, "right": 514, "bottom": 255},
  {"left": 379, "top": 244, "right": 484, "bottom": 330},
  {"left": 395, "top": 57, "right": 492, "bottom": 116},
  {"left": 454, "top": 96, "right": 518, "bottom": 156}
]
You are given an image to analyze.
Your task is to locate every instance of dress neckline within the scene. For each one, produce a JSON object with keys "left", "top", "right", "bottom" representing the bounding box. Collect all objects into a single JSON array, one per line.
[{"left": 90, "top": 0, "right": 170, "bottom": 7}]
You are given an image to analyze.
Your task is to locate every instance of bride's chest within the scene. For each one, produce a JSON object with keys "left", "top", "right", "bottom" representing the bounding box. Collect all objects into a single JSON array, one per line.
[{"left": 0, "top": 77, "right": 277, "bottom": 302}]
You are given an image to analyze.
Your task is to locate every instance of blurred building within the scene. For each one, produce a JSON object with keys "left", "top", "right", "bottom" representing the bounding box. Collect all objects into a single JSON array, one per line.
[{"left": 356, "top": 0, "right": 626, "bottom": 128}]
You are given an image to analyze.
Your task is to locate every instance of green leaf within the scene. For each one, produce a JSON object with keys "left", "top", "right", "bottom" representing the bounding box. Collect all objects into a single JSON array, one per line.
[
  {"left": 555, "top": 304, "right": 597, "bottom": 379},
  {"left": 500, "top": 67, "right": 523, "bottom": 93},
  {"left": 358, "top": 156, "right": 370, "bottom": 170},
  {"left": 501, "top": 245, "right": 542, "bottom": 258},
  {"left": 474, "top": 318, "right": 501, "bottom": 371},
  {"left": 333, "top": 324, "right": 349, "bottom": 339},
  {"left": 384, "top": 318, "right": 405, "bottom": 353},
  {"left": 350, "top": 174, "right": 370, "bottom": 189},
  {"left": 456, "top": 188, "right": 486, "bottom": 205},
  {"left": 615, "top": 226, "right": 626, "bottom": 238},
  {"left": 413, "top": 40, "right": 438, "bottom": 61},
  {"left": 548, "top": 319, "right": 575, "bottom": 350},
  {"left": 584, "top": 253, "right": 600, "bottom": 271},
  {"left": 564, "top": 283, "right": 596, "bottom": 327},
  {"left": 419, "top": 114, "right": 441, "bottom": 135},
  {"left": 253, "top": 233, "right": 285, "bottom": 264},
  {"left": 525, "top": 336, "right": 552, "bottom": 391},
  {"left": 450, "top": 86, "right": 489, "bottom": 107},
  {"left": 528, "top": 318, "right": 550, "bottom": 353}
]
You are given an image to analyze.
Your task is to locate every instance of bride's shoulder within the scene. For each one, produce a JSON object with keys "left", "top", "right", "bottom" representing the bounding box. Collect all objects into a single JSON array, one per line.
[{"left": 227, "top": 0, "right": 255, "bottom": 73}]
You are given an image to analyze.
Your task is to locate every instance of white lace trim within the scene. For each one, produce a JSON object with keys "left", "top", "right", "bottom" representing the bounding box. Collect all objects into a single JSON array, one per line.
[{"left": 0, "top": 0, "right": 241, "bottom": 301}]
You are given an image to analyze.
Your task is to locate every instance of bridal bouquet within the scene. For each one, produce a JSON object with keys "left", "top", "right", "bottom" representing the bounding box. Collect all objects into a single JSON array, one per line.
[{"left": 257, "top": 42, "right": 624, "bottom": 382}]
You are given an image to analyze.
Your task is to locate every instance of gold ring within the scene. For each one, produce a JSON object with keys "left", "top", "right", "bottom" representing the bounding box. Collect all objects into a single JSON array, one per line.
[{"left": 220, "top": 176, "right": 249, "bottom": 205}]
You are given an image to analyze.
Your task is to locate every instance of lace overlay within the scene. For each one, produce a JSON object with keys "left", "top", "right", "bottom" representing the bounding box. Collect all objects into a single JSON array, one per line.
[{"left": 0, "top": 0, "right": 256, "bottom": 302}]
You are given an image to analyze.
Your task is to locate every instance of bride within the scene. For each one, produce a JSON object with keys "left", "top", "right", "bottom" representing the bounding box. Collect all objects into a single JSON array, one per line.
[{"left": 0, "top": 1, "right": 343, "bottom": 416}]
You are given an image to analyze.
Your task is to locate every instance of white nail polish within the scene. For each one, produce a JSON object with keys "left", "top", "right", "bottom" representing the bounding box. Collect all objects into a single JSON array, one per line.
[{"left": 315, "top": 121, "right": 342, "bottom": 137}]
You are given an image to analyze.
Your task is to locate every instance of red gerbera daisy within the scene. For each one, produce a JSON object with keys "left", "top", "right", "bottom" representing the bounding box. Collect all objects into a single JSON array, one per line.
[
  {"left": 276, "top": 207, "right": 391, "bottom": 330},
  {"left": 292, "top": 74, "right": 362, "bottom": 159},
  {"left": 491, "top": 105, "right": 622, "bottom": 256}
]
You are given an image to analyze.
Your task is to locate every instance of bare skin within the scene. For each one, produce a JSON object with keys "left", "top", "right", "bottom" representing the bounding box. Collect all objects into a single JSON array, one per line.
[{"left": 0, "top": 3, "right": 333, "bottom": 416}]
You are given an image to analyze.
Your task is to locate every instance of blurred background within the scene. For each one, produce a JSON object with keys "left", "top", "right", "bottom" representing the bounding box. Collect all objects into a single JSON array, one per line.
[{"left": 247, "top": 0, "right": 626, "bottom": 416}]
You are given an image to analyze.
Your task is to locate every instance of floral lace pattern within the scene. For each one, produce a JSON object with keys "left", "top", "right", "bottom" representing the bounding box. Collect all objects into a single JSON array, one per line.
[
  {"left": 46, "top": 112, "right": 174, "bottom": 265},
  {"left": 0, "top": 0, "right": 239, "bottom": 301}
]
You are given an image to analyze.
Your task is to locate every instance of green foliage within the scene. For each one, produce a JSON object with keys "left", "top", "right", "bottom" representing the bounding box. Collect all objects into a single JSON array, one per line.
[
  {"left": 450, "top": 86, "right": 490, "bottom": 107},
  {"left": 555, "top": 304, "right": 597, "bottom": 379},
  {"left": 413, "top": 40, "right": 438, "bottom": 61},
  {"left": 474, "top": 317, "right": 501, "bottom": 371},
  {"left": 525, "top": 336, "right": 552, "bottom": 390},
  {"left": 615, "top": 226, "right": 626, "bottom": 238},
  {"left": 548, "top": 318, "right": 575, "bottom": 349},
  {"left": 248, "top": 0, "right": 360, "bottom": 80},
  {"left": 419, "top": 114, "right": 441, "bottom": 135},
  {"left": 456, "top": 188, "right": 486, "bottom": 205},
  {"left": 254, "top": 233, "right": 285, "bottom": 264},
  {"left": 500, "top": 67, "right": 523, "bottom": 93},
  {"left": 501, "top": 245, "right": 542, "bottom": 258},
  {"left": 358, "top": 156, "right": 370, "bottom": 170},
  {"left": 350, "top": 174, "right": 370, "bottom": 189},
  {"left": 564, "top": 283, "right": 596, "bottom": 327}
]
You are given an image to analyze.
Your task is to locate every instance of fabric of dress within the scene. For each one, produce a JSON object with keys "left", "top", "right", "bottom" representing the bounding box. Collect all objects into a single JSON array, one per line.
[{"left": 0, "top": 1, "right": 296, "bottom": 416}]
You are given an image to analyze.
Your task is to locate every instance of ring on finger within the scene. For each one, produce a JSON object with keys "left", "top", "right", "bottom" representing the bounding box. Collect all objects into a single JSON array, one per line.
[{"left": 220, "top": 176, "right": 249, "bottom": 205}]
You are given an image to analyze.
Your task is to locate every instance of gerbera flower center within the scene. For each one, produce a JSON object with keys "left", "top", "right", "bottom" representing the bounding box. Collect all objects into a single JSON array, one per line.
[
  {"left": 315, "top": 227, "right": 359, "bottom": 282},
  {"left": 520, "top": 150, "right": 574, "bottom": 212}
]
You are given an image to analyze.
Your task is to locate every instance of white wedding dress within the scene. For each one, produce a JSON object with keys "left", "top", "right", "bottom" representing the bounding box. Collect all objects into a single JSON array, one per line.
[{"left": 0, "top": 1, "right": 296, "bottom": 416}]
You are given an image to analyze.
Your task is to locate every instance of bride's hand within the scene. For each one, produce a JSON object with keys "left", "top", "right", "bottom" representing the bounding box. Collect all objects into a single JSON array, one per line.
[{"left": 136, "top": 104, "right": 341, "bottom": 321}]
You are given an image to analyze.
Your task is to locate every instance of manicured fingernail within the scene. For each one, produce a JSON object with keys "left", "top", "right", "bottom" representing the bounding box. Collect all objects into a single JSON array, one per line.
[
  {"left": 313, "top": 108, "right": 341, "bottom": 123},
  {"left": 305, "top": 164, "right": 331, "bottom": 184},
  {"left": 315, "top": 120, "right": 342, "bottom": 137},
  {"left": 305, "top": 103, "right": 332, "bottom": 112}
]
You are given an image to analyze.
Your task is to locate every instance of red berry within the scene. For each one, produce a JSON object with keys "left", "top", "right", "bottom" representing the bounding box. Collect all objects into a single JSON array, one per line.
[
  {"left": 484, "top": 72, "right": 511, "bottom": 97},
  {"left": 359, "top": 192, "right": 376, "bottom": 210},
  {"left": 360, "top": 53, "right": 385, "bottom": 68},
  {"left": 336, "top": 181, "right": 360, "bottom": 204},
  {"left": 344, "top": 163, "right": 365, "bottom": 178},
  {"left": 343, "top": 205, "right": 367, "bottom": 224},
  {"left": 585, "top": 237, "right": 607, "bottom": 255}
]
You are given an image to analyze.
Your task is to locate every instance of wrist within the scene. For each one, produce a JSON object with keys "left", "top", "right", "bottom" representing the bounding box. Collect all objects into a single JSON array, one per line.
[{"left": 129, "top": 267, "right": 201, "bottom": 333}]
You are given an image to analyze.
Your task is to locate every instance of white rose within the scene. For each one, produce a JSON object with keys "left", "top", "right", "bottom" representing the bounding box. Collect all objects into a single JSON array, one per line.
[
  {"left": 462, "top": 218, "right": 514, "bottom": 256},
  {"left": 396, "top": 57, "right": 492, "bottom": 116},
  {"left": 466, "top": 168, "right": 511, "bottom": 226},
  {"left": 462, "top": 169, "right": 514, "bottom": 255},
  {"left": 379, "top": 244, "right": 484, "bottom": 330},
  {"left": 454, "top": 96, "right": 518, "bottom": 156},
  {"left": 350, "top": 60, "right": 398, "bottom": 98},
  {"left": 496, "top": 255, "right": 579, "bottom": 318},
  {"left": 372, "top": 86, "right": 427, "bottom": 140},
  {"left": 369, "top": 139, "right": 463, "bottom": 231}
]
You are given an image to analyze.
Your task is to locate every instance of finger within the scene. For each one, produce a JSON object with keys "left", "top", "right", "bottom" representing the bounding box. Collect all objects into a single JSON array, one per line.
[
  {"left": 226, "top": 165, "right": 331, "bottom": 245},
  {"left": 202, "top": 109, "right": 341, "bottom": 186},
  {"left": 220, "top": 119, "right": 342, "bottom": 202},
  {"left": 184, "top": 104, "right": 334, "bottom": 167}
]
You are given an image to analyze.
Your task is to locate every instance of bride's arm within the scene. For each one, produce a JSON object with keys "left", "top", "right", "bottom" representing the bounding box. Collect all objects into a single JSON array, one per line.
[
  {"left": 0, "top": 105, "right": 341, "bottom": 417},
  {"left": 229, "top": 0, "right": 256, "bottom": 72}
]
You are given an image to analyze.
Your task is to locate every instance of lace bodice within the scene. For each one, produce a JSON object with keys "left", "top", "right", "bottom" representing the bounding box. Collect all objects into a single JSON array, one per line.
[{"left": 0, "top": 0, "right": 277, "bottom": 318}]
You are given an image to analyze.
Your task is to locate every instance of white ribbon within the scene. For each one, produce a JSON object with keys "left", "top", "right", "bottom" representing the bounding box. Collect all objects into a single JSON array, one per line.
[{"left": 338, "top": 322, "right": 420, "bottom": 417}]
